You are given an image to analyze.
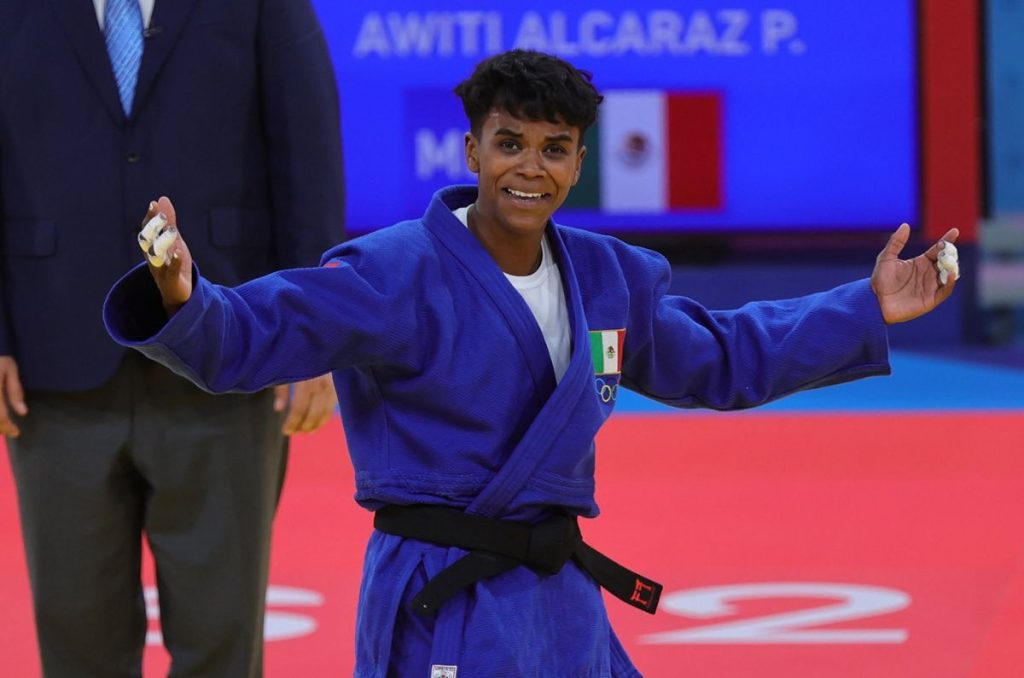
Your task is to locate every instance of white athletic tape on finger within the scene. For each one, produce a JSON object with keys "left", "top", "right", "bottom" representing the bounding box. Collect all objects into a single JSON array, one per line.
[
  {"left": 138, "top": 214, "right": 178, "bottom": 268},
  {"left": 139, "top": 213, "right": 167, "bottom": 252},
  {"left": 153, "top": 228, "right": 178, "bottom": 259},
  {"left": 935, "top": 241, "right": 960, "bottom": 286}
]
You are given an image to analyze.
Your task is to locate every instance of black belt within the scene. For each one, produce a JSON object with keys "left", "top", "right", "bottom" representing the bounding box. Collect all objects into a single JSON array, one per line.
[{"left": 374, "top": 505, "right": 662, "bottom": 617}]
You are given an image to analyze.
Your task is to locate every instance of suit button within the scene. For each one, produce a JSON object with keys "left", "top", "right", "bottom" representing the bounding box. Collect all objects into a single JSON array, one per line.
[{"left": 126, "top": 152, "right": 140, "bottom": 163}]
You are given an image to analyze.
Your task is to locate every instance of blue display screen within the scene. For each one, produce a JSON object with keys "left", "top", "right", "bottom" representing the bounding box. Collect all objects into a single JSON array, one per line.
[{"left": 312, "top": 2, "right": 918, "bottom": 234}]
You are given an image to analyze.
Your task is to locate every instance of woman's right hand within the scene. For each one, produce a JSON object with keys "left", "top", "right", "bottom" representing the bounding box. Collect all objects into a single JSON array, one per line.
[{"left": 139, "top": 196, "right": 193, "bottom": 315}]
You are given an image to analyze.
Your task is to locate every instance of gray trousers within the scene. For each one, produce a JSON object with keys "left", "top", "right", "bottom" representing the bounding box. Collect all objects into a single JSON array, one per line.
[{"left": 8, "top": 352, "right": 287, "bottom": 678}]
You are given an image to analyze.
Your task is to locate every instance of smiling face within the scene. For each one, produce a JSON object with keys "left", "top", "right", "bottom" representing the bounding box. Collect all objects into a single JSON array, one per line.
[{"left": 464, "top": 109, "right": 586, "bottom": 271}]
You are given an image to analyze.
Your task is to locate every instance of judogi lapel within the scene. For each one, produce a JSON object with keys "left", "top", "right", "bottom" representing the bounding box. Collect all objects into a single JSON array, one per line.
[
  {"left": 421, "top": 187, "right": 598, "bottom": 520},
  {"left": 421, "top": 188, "right": 604, "bottom": 668}
]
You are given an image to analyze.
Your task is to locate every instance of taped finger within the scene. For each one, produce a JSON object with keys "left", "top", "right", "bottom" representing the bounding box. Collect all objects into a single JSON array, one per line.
[
  {"left": 139, "top": 214, "right": 178, "bottom": 267},
  {"left": 935, "top": 240, "right": 960, "bottom": 286},
  {"left": 139, "top": 213, "right": 168, "bottom": 249},
  {"left": 152, "top": 227, "right": 178, "bottom": 260}
]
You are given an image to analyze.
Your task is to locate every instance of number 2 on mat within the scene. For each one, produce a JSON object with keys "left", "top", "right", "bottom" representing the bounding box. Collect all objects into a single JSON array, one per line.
[{"left": 642, "top": 582, "right": 910, "bottom": 644}]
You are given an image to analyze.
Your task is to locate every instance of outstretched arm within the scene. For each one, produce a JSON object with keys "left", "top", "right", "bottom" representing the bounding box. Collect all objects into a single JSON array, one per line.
[
  {"left": 872, "top": 223, "right": 960, "bottom": 324},
  {"left": 107, "top": 199, "right": 420, "bottom": 394},
  {"left": 140, "top": 199, "right": 340, "bottom": 432}
]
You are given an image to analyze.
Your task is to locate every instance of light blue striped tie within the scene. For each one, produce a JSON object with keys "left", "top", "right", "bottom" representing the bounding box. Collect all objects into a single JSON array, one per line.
[{"left": 104, "top": 0, "right": 143, "bottom": 115}]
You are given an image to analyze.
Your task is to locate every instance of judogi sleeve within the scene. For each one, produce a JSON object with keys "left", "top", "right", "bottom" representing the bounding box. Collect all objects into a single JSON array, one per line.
[
  {"left": 617, "top": 245, "right": 891, "bottom": 410},
  {"left": 103, "top": 254, "right": 418, "bottom": 393}
]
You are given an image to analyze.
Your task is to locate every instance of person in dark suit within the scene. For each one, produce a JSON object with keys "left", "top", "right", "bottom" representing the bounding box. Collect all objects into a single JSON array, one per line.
[{"left": 0, "top": 0, "right": 345, "bottom": 675}]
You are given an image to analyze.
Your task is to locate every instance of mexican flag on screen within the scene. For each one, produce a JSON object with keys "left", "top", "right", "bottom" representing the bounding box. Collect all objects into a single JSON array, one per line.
[{"left": 565, "top": 90, "right": 724, "bottom": 212}]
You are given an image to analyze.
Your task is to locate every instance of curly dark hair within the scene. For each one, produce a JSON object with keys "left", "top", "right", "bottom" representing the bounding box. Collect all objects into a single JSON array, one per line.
[{"left": 454, "top": 50, "right": 604, "bottom": 138}]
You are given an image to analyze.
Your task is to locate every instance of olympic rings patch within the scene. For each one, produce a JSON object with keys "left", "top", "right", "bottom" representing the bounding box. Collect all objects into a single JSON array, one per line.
[{"left": 595, "top": 376, "right": 619, "bottom": 404}]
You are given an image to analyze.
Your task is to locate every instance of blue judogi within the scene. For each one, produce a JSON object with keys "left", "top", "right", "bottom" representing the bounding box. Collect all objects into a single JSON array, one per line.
[{"left": 105, "top": 185, "right": 890, "bottom": 676}]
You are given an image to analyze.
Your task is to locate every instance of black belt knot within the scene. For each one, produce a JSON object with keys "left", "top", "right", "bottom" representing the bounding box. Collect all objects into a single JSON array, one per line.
[
  {"left": 524, "top": 513, "right": 581, "bottom": 574},
  {"left": 373, "top": 505, "right": 661, "bottom": 617}
]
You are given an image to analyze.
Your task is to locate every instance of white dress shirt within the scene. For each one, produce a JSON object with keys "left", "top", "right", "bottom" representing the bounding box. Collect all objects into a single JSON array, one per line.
[{"left": 92, "top": 0, "right": 155, "bottom": 29}]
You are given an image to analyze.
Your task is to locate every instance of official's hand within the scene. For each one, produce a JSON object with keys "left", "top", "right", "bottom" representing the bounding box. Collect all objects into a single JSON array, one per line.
[
  {"left": 273, "top": 374, "right": 337, "bottom": 435},
  {"left": 140, "top": 196, "right": 193, "bottom": 315},
  {"left": 0, "top": 356, "right": 28, "bottom": 438},
  {"left": 872, "top": 223, "right": 960, "bottom": 324}
]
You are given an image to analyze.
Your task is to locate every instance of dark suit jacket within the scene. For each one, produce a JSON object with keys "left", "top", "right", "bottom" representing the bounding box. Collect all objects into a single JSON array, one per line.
[{"left": 0, "top": 0, "right": 345, "bottom": 390}]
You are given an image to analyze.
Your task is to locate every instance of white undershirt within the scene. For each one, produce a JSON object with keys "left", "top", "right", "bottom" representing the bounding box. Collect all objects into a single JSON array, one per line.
[
  {"left": 93, "top": 0, "right": 155, "bottom": 29},
  {"left": 453, "top": 206, "right": 571, "bottom": 383}
]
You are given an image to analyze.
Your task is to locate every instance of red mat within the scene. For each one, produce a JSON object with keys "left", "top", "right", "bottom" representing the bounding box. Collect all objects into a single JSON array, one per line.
[{"left": 3, "top": 411, "right": 1024, "bottom": 677}]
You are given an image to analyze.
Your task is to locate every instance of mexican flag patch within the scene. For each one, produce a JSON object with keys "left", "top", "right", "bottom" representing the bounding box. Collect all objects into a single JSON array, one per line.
[{"left": 589, "top": 329, "right": 625, "bottom": 375}]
